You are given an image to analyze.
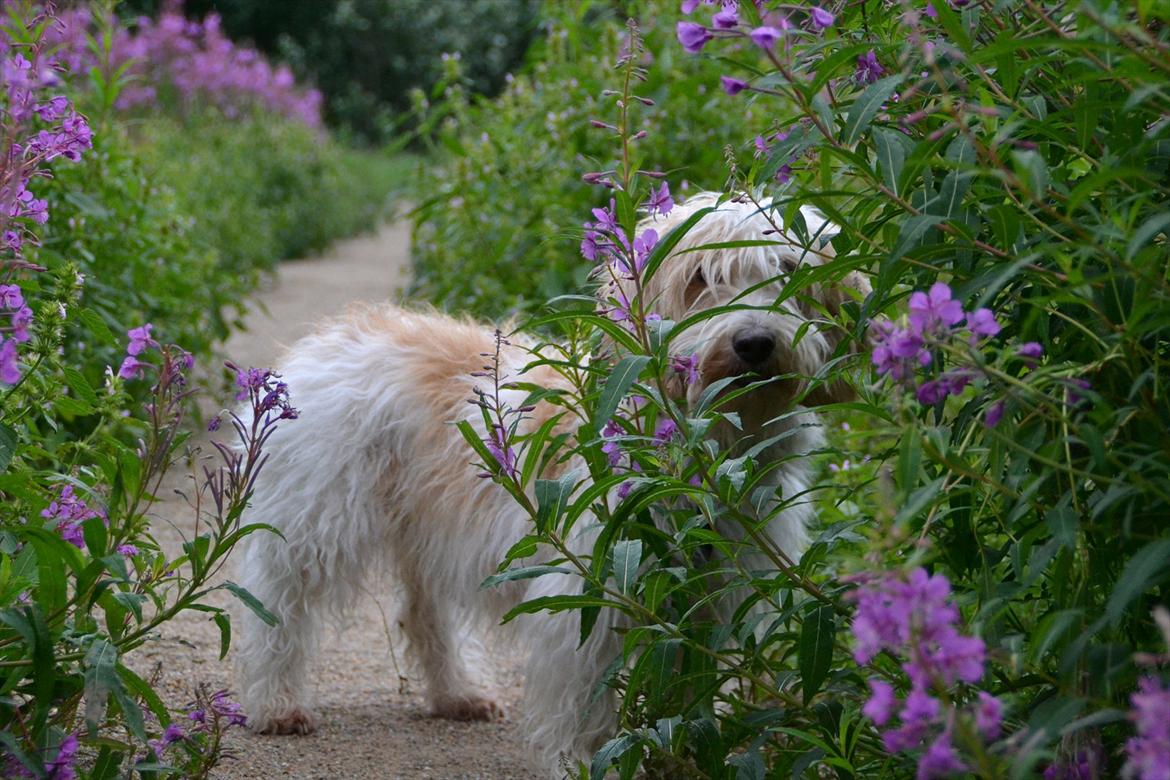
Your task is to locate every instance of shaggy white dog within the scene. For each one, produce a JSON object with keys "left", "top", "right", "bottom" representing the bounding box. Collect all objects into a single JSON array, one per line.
[{"left": 234, "top": 192, "right": 868, "bottom": 772}]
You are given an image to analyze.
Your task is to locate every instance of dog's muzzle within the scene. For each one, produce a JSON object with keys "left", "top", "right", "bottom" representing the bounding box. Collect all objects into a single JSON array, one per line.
[{"left": 732, "top": 327, "right": 776, "bottom": 367}]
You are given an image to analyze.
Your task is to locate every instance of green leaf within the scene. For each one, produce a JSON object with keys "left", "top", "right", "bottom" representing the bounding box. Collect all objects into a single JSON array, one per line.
[
  {"left": 610, "top": 539, "right": 642, "bottom": 595},
  {"left": 872, "top": 128, "right": 909, "bottom": 194},
  {"left": 535, "top": 473, "right": 576, "bottom": 533},
  {"left": 798, "top": 602, "right": 836, "bottom": 704},
  {"left": 214, "top": 612, "right": 232, "bottom": 660},
  {"left": 501, "top": 594, "right": 614, "bottom": 624},
  {"left": 84, "top": 639, "right": 119, "bottom": 732},
  {"left": 222, "top": 581, "right": 279, "bottom": 626},
  {"left": 594, "top": 355, "right": 650, "bottom": 434},
  {"left": 591, "top": 733, "right": 641, "bottom": 780},
  {"left": 480, "top": 564, "right": 568, "bottom": 589},
  {"left": 1106, "top": 539, "right": 1170, "bottom": 626},
  {"left": 843, "top": 75, "right": 903, "bottom": 146},
  {"left": 63, "top": 367, "right": 99, "bottom": 407},
  {"left": 1126, "top": 212, "right": 1170, "bottom": 260},
  {"left": 891, "top": 215, "right": 944, "bottom": 260},
  {"left": 0, "top": 424, "right": 16, "bottom": 473}
]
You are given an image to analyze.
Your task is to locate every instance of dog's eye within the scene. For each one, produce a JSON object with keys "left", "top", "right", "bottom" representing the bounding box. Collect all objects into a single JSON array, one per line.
[
  {"left": 692, "top": 267, "right": 706, "bottom": 287},
  {"left": 685, "top": 267, "right": 706, "bottom": 306}
]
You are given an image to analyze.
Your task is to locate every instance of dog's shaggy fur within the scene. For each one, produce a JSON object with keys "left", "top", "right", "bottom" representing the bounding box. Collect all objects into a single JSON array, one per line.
[{"left": 234, "top": 192, "right": 868, "bottom": 772}]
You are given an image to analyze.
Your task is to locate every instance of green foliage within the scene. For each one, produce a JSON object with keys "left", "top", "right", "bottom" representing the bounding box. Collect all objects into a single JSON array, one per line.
[
  {"left": 409, "top": 0, "right": 747, "bottom": 319},
  {"left": 450, "top": 0, "right": 1170, "bottom": 777},
  {"left": 134, "top": 112, "right": 400, "bottom": 276},
  {"left": 36, "top": 124, "right": 228, "bottom": 392}
]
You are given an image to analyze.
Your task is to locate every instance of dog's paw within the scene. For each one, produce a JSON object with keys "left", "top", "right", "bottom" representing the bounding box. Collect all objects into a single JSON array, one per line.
[
  {"left": 432, "top": 695, "right": 503, "bottom": 722},
  {"left": 257, "top": 708, "right": 318, "bottom": 735}
]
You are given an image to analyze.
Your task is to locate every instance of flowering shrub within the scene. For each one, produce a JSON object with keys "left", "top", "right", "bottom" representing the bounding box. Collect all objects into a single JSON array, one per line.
[
  {"left": 0, "top": 7, "right": 301, "bottom": 777},
  {"left": 47, "top": 4, "right": 322, "bottom": 126},
  {"left": 445, "top": 0, "right": 1170, "bottom": 776}
]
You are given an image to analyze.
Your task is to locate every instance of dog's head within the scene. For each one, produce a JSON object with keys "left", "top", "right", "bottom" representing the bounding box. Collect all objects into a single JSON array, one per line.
[{"left": 600, "top": 192, "right": 869, "bottom": 426}]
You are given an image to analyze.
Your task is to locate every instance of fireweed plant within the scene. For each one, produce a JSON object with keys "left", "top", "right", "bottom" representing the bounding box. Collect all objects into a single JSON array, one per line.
[
  {"left": 457, "top": 0, "right": 1170, "bottom": 777},
  {"left": 0, "top": 7, "right": 295, "bottom": 778}
]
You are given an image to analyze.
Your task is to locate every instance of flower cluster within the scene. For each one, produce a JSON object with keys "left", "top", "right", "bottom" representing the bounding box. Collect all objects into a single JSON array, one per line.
[
  {"left": 0, "top": 33, "right": 95, "bottom": 384},
  {"left": 0, "top": 284, "right": 32, "bottom": 383},
  {"left": 471, "top": 330, "right": 528, "bottom": 482},
  {"left": 1123, "top": 676, "right": 1170, "bottom": 780},
  {"left": 43, "top": 733, "right": 78, "bottom": 780},
  {"left": 188, "top": 689, "right": 248, "bottom": 730},
  {"left": 232, "top": 365, "right": 297, "bottom": 421},
  {"left": 678, "top": 0, "right": 836, "bottom": 65},
  {"left": 850, "top": 568, "right": 1002, "bottom": 778},
  {"left": 870, "top": 283, "right": 1033, "bottom": 426},
  {"left": 117, "top": 323, "right": 160, "bottom": 380},
  {"left": 41, "top": 485, "right": 105, "bottom": 549},
  {"left": 45, "top": 6, "right": 322, "bottom": 127}
]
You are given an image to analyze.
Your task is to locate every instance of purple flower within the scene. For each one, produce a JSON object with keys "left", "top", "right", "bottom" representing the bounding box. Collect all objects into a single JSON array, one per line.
[
  {"left": 117, "top": 544, "right": 140, "bottom": 556},
  {"left": 118, "top": 355, "right": 146, "bottom": 380},
  {"left": 210, "top": 689, "right": 248, "bottom": 727},
  {"left": 749, "top": 26, "right": 781, "bottom": 50},
  {"left": 863, "top": 679, "right": 896, "bottom": 726},
  {"left": 856, "top": 50, "right": 884, "bottom": 84},
  {"left": 632, "top": 229, "right": 658, "bottom": 272},
  {"left": 809, "top": 7, "right": 835, "bottom": 29},
  {"left": 644, "top": 182, "right": 674, "bottom": 218},
  {"left": 1066, "top": 378, "right": 1092, "bottom": 407},
  {"left": 974, "top": 692, "right": 1003, "bottom": 741},
  {"left": 580, "top": 230, "right": 604, "bottom": 262},
  {"left": 677, "top": 22, "right": 713, "bottom": 53},
  {"left": 776, "top": 164, "right": 793, "bottom": 184},
  {"left": 1017, "top": 341, "right": 1044, "bottom": 364},
  {"left": 0, "top": 284, "right": 24, "bottom": 309},
  {"left": 917, "top": 731, "right": 967, "bottom": 779},
  {"left": 617, "top": 480, "right": 634, "bottom": 499},
  {"left": 1123, "top": 676, "right": 1170, "bottom": 780},
  {"left": 924, "top": 2, "right": 939, "bottom": 19},
  {"left": 44, "top": 733, "right": 79, "bottom": 780},
  {"left": 485, "top": 424, "right": 518, "bottom": 480},
  {"left": 126, "top": 323, "right": 158, "bottom": 356},
  {"left": 670, "top": 353, "right": 700, "bottom": 385},
  {"left": 601, "top": 419, "right": 624, "bottom": 467},
  {"left": 908, "top": 283, "right": 965, "bottom": 334},
  {"left": 966, "top": 308, "right": 1001, "bottom": 341},
  {"left": 1046, "top": 751, "right": 1099, "bottom": 780},
  {"left": 681, "top": 0, "right": 702, "bottom": 12},
  {"left": 588, "top": 199, "right": 620, "bottom": 234},
  {"left": 720, "top": 75, "right": 748, "bottom": 95},
  {"left": 712, "top": 4, "right": 739, "bottom": 28},
  {"left": 654, "top": 417, "right": 679, "bottom": 445},
  {"left": 984, "top": 400, "right": 1005, "bottom": 427},
  {"left": 43, "top": 485, "right": 104, "bottom": 549},
  {"left": 0, "top": 339, "right": 19, "bottom": 384},
  {"left": 11, "top": 306, "right": 32, "bottom": 343}
]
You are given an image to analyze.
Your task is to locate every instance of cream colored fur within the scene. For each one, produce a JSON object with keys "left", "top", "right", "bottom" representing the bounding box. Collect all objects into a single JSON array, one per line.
[{"left": 233, "top": 192, "right": 868, "bottom": 775}]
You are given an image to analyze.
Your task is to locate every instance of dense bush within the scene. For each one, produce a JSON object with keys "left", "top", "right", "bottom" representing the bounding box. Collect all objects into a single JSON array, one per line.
[
  {"left": 134, "top": 112, "right": 402, "bottom": 278},
  {"left": 410, "top": 0, "right": 750, "bottom": 319},
  {"left": 121, "top": 0, "right": 541, "bottom": 142},
  {"left": 0, "top": 8, "right": 296, "bottom": 776},
  {"left": 455, "top": 1, "right": 1170, "bottom": 778}
]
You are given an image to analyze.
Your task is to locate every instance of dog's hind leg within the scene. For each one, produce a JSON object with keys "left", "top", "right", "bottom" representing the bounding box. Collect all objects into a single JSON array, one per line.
[
  {"left": 398, "top": 558, "right": 502, "bottom": 721},
  {"left": 235, "top": 529, "right": 324, "bottom": 735}
]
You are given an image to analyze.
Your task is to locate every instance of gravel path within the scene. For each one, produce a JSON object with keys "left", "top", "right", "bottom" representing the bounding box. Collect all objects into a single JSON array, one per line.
[{"left": 133, "top": 221, "right": 540, "bottom": 779}]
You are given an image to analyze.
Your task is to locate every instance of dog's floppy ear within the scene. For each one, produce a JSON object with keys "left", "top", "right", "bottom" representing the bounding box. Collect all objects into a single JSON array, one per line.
[{"left": 806, "top": 251, "right": 872, "bottom": 406}]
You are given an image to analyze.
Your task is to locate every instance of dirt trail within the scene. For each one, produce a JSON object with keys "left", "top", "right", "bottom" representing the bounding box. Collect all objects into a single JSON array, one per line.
[{"left": 134, "top": 221, "right": 540, "bottom": 779}]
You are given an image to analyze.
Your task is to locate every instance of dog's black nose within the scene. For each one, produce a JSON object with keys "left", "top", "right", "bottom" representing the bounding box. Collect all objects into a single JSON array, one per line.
[{"left": 732, "top": 329, "right": 776, "bottom": 365}]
